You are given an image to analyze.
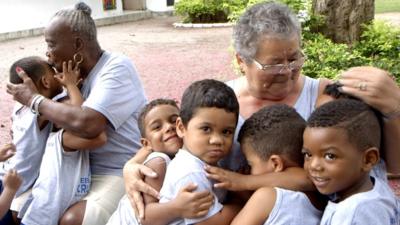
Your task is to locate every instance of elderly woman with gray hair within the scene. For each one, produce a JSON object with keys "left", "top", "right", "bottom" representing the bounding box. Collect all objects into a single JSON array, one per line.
[{"left": 123, "top": 1, "right": 400, "bottom": 223}]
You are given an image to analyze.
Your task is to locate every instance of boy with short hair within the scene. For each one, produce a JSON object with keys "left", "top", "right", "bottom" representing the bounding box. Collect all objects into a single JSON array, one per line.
[
  {"left": 303, "top": 98, "right": 400, "bottom": 225},
  {"left": 5, "top": 56, "right": 64, "bottom": 218},
  {"left": 231, "top": 104, "right": 323, "bottom": 225},
  {"left": 0, "top": 144, "right": 22, "bottom": 220},
  {"left": 8, "top": 57, "right": 105, "bottom": 225},
  {"left": 107, "top": 98, "right": 213, "bottom": 225},
  {"left": 158, "top": 79, "right": 241, "bottom": 225},
  {"left": 323, "top": 83, "right": 388, "bottom": 182}
]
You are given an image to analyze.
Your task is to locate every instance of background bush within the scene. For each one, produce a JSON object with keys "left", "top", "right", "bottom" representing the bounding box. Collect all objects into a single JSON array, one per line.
[{"left": 302, "top": 20, "right": 400, "bottom": 80}]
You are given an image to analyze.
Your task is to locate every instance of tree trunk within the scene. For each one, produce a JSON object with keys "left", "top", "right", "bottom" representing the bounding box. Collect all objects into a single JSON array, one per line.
[{"left": 312, "top": 0, "right": 374, "bottom": 45}]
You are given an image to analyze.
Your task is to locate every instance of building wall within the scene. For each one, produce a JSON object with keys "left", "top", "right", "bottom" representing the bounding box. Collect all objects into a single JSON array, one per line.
[{"left": 0, "top": 0, "right": 124, "bottom": 33}]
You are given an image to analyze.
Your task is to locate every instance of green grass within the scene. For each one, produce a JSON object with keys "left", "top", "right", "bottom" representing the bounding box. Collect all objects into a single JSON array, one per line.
[{"left": 375, "top": 0, "right": 400, "bottom": 13}]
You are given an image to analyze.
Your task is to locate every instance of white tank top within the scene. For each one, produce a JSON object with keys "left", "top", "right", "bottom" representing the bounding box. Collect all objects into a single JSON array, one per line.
[{"left": 264, "top": 188, "right": 322, "bottom": 225}]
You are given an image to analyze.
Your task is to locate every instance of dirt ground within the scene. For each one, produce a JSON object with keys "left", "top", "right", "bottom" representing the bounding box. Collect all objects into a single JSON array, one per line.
[{"left": 1, "top": 15, "right": 399, "bottom": 196}]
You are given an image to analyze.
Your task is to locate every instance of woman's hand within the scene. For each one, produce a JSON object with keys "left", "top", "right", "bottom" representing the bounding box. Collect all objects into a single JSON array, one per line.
[
  {"left": 338, "top": 66, "right": 400, "bottom": 115},
  {"left": 6, "top": 67, "right": 39, "bottom": 106},
  {"left": 123, "top": 160, "right": 158, "bottom": 220},
  {"left": 54, "top": 60, "right": 82, "bottom": 88},
  {"left": 205, "top": 165, "right": 246, "bottom": 191},
  {"left": 173, "top": 183, "right": 214, "bottom": 218}
]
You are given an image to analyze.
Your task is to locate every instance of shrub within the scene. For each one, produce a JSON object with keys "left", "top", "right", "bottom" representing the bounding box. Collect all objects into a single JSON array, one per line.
[
  {"left": 228, "top": 0, "right": 308, "bottom": 21},
  {"left": 175, "top": 0, "right": 308, "bottom": 23},
  {"left": 355, "top": 21, "right": 400, "bottom": 80},
  {"left": 302, "top": 33, "right": 368, "bottom": 80},
  {"left": 302, "top": 21, "right": 400, "bottom": 81},
  {"left": 175, "top": 0, "right": 241, "bottom": 23}
]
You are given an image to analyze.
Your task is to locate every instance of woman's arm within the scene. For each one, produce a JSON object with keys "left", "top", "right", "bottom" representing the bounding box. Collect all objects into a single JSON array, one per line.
[
  {"left": 205, "top": 166, "right": 314, "bottom": 191},
  {"left": 7, "top": 68, "right": 107, "bottom": 138},
  {"left": 62, "top": 131, "right": 107, "bottom": 151}
]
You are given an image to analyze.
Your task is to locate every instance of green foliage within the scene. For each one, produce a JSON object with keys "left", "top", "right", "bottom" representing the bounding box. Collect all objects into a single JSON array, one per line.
[
  {"left": 302, "top": 21, "right": 400, "bottom": 80},
  {"left": 175, "top": 0, "right": 242, "bottom": 23},
  {"left": 175, "top": 0, "right": 308, "bottom": 23},
  {"left": 301, "top": 34, "right": 368, "bottom": 80},
  {"left": 356, "top": 21, "right": 400, "bottom": 81},
  {"left": 228, "top": 0, "right": 308, "bottom": 21}
]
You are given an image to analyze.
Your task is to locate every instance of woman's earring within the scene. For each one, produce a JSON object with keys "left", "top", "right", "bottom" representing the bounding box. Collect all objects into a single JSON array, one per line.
[
  {"left": 73, "top": 53, "right": 84, "bottom": 68},
  {"left": 240, "top": 67, "right": 245, "bottom": 75}
]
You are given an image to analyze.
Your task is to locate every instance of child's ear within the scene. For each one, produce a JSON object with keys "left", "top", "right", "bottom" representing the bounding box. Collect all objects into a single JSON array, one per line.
[
  {"left": 140, "top": 138, "right": 151, "bottom": 148},
  {"left": 40, "top": 75, "right": 51, "bottom": 89},
  {"left": 362, "top": 147, "right": 379, "bottom": 172},
  {"left": 176, "top": 117, "right": 185, "bottom": 138},
  {"left": 269, "top": 155, "right": 284, "bottom": 172}
]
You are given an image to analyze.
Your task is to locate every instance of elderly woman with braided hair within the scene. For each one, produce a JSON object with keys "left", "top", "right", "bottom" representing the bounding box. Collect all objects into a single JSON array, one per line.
[
  {"left": 7, "top": 2, "right": 148, "bottom": 225},
  {"left": 122, "top": 2, "right": 400, "bottom": 224}
]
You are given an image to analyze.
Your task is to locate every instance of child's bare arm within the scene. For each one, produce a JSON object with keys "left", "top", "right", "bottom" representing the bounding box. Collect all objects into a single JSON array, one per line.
[
  {"left": 231, "top": 187, "right": 276, "bottom": 225},
  {"left": 0, "top": 144, "right": 16, "bottom": 162},
  {"left": 206, "top": 166, "right": 314, "bottom": 191},
  {"left": 54, "top": 60, "right": 83, "bottom": 106},
  {"left": 62, "top": 131, "right": 107, "bottom": 151},
  {"left": 140, "top": 158, "right": 214, "bottom": 225},
  {"left": 0, "top": 170, "right": 22, "bottom": 218},
  {"left": 195, "top": 203, "right": 241, "bottom": 225}
]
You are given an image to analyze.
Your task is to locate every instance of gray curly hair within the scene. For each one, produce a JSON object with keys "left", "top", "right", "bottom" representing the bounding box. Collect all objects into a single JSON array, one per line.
[
  {"left": 233, "top": 2, "right": 301, "bottom": 64},
  {"left": 52, "top": 2, "right": 97, "bottom": 41}
]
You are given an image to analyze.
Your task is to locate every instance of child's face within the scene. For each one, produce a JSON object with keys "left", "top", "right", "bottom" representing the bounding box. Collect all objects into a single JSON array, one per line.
[
  {"left": 38, "top": 65, "right": 63, "bottom": 98},
  {"left": 241, "top": 140, "right": 274, "bottom": 175},
  {"left": 302, "top": 127, "right": 368, "bottom": 199},
  {"left": 177, "top": 107, "right": 237, "bottom": 165},
  {"left": 143, "top": 104, "right": 182, "bottom": 156}
]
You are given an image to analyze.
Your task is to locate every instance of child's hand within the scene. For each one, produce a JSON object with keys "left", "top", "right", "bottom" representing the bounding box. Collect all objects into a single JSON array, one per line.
[
  {"left": 3, "top": 169, "right": 22, "bottom": 192},
  {"left": 205, "top": 165, "right": 245, "bottom": 191},
  {"left": 0, "top": 143, "right": 16, "bottom": 162},
  {"left": 173, "top": 183, "right": 214, "bottom": 218},
  {"left": 54, "top": 60, "right": 82, "bottom": 88}
]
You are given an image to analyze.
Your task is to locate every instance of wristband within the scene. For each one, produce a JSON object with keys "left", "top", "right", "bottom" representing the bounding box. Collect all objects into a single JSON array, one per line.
[
  {"left": 29, "top": 94, "right": 45, "bottom": 116},
  {"left": 29, "top": 95, "right": 41, "bottom": 114}
]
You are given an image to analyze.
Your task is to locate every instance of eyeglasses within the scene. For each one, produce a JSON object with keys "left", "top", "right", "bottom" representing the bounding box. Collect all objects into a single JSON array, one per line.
[{"left": 253, "top": 53, "right": 306, "bottom": 74}]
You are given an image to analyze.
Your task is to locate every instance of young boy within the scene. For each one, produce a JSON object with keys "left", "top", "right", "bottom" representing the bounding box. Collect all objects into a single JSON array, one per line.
[
  {"left": 5, "top": 56, "right": 68, "bottom": 224},
  {"left": 108, "top": 98, "right": 214, "bottom": 225},
  {"left": 157, "top": 79, "right": 241, "bottom": 225},
  {"left": 302, "top": 98, "right": 400, "bottom": 225},
  {"left": 5, "top": 57, "right": 64, "bottom": 218},
  {"left": 323, "top": 83, "right": 388, "bottom": 182},
  {"left": 8, "top": 57, "right": 105, "bottom": 225},
  {"left": 0, "top": 144, "right": 22, "bottom": 221},
  {"left": 231, "top": 104, "right": 323, "bottom": 225}
]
